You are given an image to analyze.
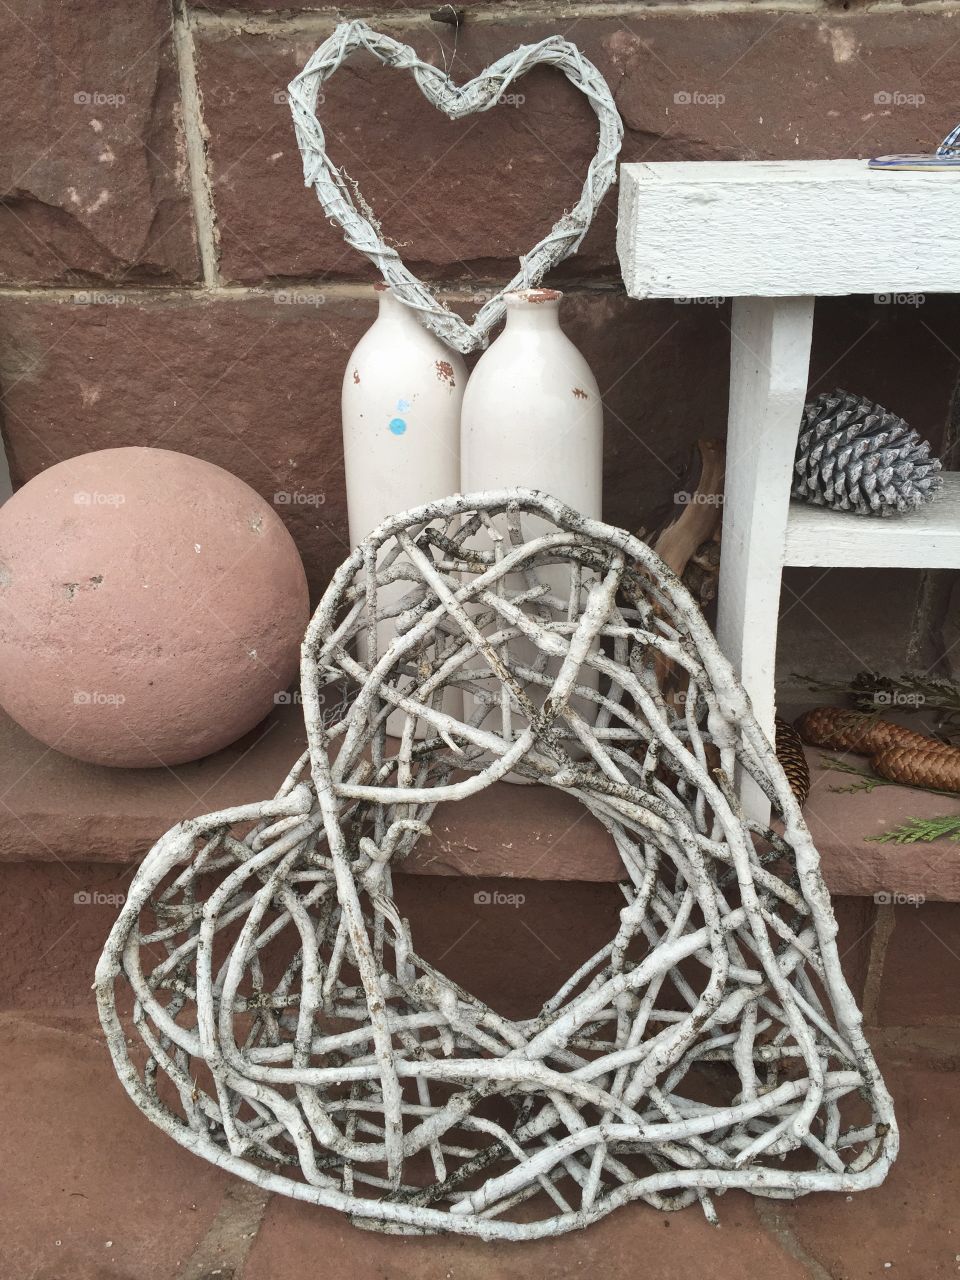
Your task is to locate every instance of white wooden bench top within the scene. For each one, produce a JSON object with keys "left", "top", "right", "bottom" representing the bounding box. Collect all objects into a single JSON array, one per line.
[{"left": 617, "top": 159, "right": 960, "bottom": 300}]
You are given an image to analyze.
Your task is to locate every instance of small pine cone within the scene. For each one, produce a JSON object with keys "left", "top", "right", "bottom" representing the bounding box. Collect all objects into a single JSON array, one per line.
[
  {"left": 849, "top": 671, "right": 897, "bottom": 714},
  {"left": 793, "top": 389, "right": 942, "bottom": 516},
  {"left": 873, "top": 745, "right": 960, "bottom": 794},
  {"left": 775, "top": 716, "right": 810, "bottom": 806}
]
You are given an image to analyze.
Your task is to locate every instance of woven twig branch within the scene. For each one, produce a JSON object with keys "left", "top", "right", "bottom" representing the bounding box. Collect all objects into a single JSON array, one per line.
[
  {"left": 96, "top": 492, "right": 896, "bottom": 1240},
  {"left": 286, "top": 22, "right": 623, "bottom": 353}
]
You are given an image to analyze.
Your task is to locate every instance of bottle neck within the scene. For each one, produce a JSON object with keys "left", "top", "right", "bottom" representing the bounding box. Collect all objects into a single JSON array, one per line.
[
  {"left": 375, "top": 287, "right": 408, "bottom": 323},
  {"left": 503, "top": 289, "right": 562, "bottom": 334}
]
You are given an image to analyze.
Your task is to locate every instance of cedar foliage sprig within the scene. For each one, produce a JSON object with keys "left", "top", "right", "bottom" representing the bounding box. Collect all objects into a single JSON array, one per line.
[
  {"left": 868, "top": 815, "right": 960, "bottom": 845},
  {"left": 819, "top": 755, "right": 893, "bottom": 794}
]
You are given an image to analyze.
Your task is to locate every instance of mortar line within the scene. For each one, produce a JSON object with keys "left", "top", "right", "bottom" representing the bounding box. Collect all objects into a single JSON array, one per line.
[
  {"left": 861, "top": 900, "right": 896, "bottom": 1026},
  {"left": 754, "top": 1199, "right": 838, "bottom": 1280},
  {"left": 0, "top": 279, "right": 624, "bottom": 302},
  {"left": 181, "top": 1179, "right": 271, "bottom": 1280},
  {"left": 188, "top": 0, "right": 960, "bottom": 36},
  {"left": 172, "top": 0, "right": 221, "bottom": 287}
]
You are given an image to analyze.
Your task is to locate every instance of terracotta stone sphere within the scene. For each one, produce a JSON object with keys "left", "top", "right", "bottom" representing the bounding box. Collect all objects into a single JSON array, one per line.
[{"left": 0, "top": 447, "right": 310, "bottom": 767}]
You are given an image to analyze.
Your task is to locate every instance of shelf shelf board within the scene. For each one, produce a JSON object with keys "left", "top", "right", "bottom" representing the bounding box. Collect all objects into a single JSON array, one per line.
[
  {"left": 783, "top": 472, "right": 960, "bottom": 568},
  {"left": 618, "top": 159, "right": 960, "bottom": 300}
]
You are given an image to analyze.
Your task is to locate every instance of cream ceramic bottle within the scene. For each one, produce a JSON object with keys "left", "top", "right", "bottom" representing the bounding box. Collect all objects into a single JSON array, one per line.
[
  {"left": 341, "top": 284, "right": 466, "bottom": 733},
  {"left": 459, "top": 287, "right": 603, "bottom": 761},
  {"left": 460, "top": 288, "right": 603, "bottom": 516},
  {"left": 342, "top": 283, "right": 465, "bottom": 543}
]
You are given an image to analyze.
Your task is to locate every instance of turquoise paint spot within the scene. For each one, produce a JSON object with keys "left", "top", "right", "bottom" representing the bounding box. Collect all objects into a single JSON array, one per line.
[
  {"left": 389, "top": 417, "right": 407, "bottom": 436},
  {"left": 396, "top": 398, "right": 411, "bottom": 412}
]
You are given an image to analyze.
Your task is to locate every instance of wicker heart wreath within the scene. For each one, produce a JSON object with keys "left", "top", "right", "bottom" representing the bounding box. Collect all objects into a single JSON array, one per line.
[
  {"left": 286, "top": 22, "right": 623, "bottom": 353},
  {"left": 96, "top": 492, "right": 895, "bottom": 1240}
]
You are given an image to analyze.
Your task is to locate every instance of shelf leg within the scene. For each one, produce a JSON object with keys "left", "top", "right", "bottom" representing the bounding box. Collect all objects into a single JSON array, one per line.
[{"left": 716, "top": 295, "right": 815, "bottom": 822}]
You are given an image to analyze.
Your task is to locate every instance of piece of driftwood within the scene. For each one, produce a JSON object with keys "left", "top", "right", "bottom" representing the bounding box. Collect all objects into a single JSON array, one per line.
[
  {"left": 652, "top": 439, "right": 726, "bottom": 581},
  {"left": 647, "top": 439, "right": 725, "bottom": 700},
  {"left": 96, "top": 492, "right": 895, "bottom": 1240}
]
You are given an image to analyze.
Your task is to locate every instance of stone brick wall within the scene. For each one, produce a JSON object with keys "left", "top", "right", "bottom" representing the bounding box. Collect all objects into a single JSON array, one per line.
[{"left": 2, "top": 0, "right": 959, "bottom": 669}]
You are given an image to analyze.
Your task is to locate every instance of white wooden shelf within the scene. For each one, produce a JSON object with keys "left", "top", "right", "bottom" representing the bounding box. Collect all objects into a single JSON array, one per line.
[
  {"left": 618, "top": 160, "right": 960, "bottom": 299},
  {"left": 784, "top": 473, "right": 960, "bottom": 568},
  {"left": 616, "top": 158, "right": 960, "bottom": 820}
]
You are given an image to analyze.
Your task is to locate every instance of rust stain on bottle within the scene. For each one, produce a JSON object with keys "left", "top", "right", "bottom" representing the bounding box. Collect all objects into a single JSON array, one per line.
[
  {"left": 352, "top": 368, "right": 360, "bottom": 385},
  {"left": 436, "top": 360, "right": 456, "bottom": 387},
  {"left": 572, "top": 387, "right": 588, "bottom": 399}
]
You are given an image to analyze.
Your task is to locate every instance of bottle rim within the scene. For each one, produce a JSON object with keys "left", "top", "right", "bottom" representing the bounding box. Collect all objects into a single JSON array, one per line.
[{"left": 505, "top": 288, "right": 563, "bottom": 306}]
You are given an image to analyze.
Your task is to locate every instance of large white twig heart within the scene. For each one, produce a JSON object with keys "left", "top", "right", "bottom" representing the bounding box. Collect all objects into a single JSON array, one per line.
[{"left": 287, "top": 21, "right": 623, "bottom": 354}]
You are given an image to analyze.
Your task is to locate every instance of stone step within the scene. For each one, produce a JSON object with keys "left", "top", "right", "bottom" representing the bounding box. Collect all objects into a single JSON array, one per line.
[
  {"left": 12, "top": 1005, "right": 954, "bottom": 1280},
  {"left": 1, "top": 706, "right": 958, "bottom": 899}
]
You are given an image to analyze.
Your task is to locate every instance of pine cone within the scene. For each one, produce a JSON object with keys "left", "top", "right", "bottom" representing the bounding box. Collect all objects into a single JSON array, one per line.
[
  {"left": 793, "top": 389, "right": 942, "bottom": 516},
  {"left": 775, "top": 716, "right": 810, "bottom": 806},
  {"left": 873, "top": 745, "right": 960, "bottom": 793},
  {"left": 794, "top": 706, "right": 945, "bottom": 756}
]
